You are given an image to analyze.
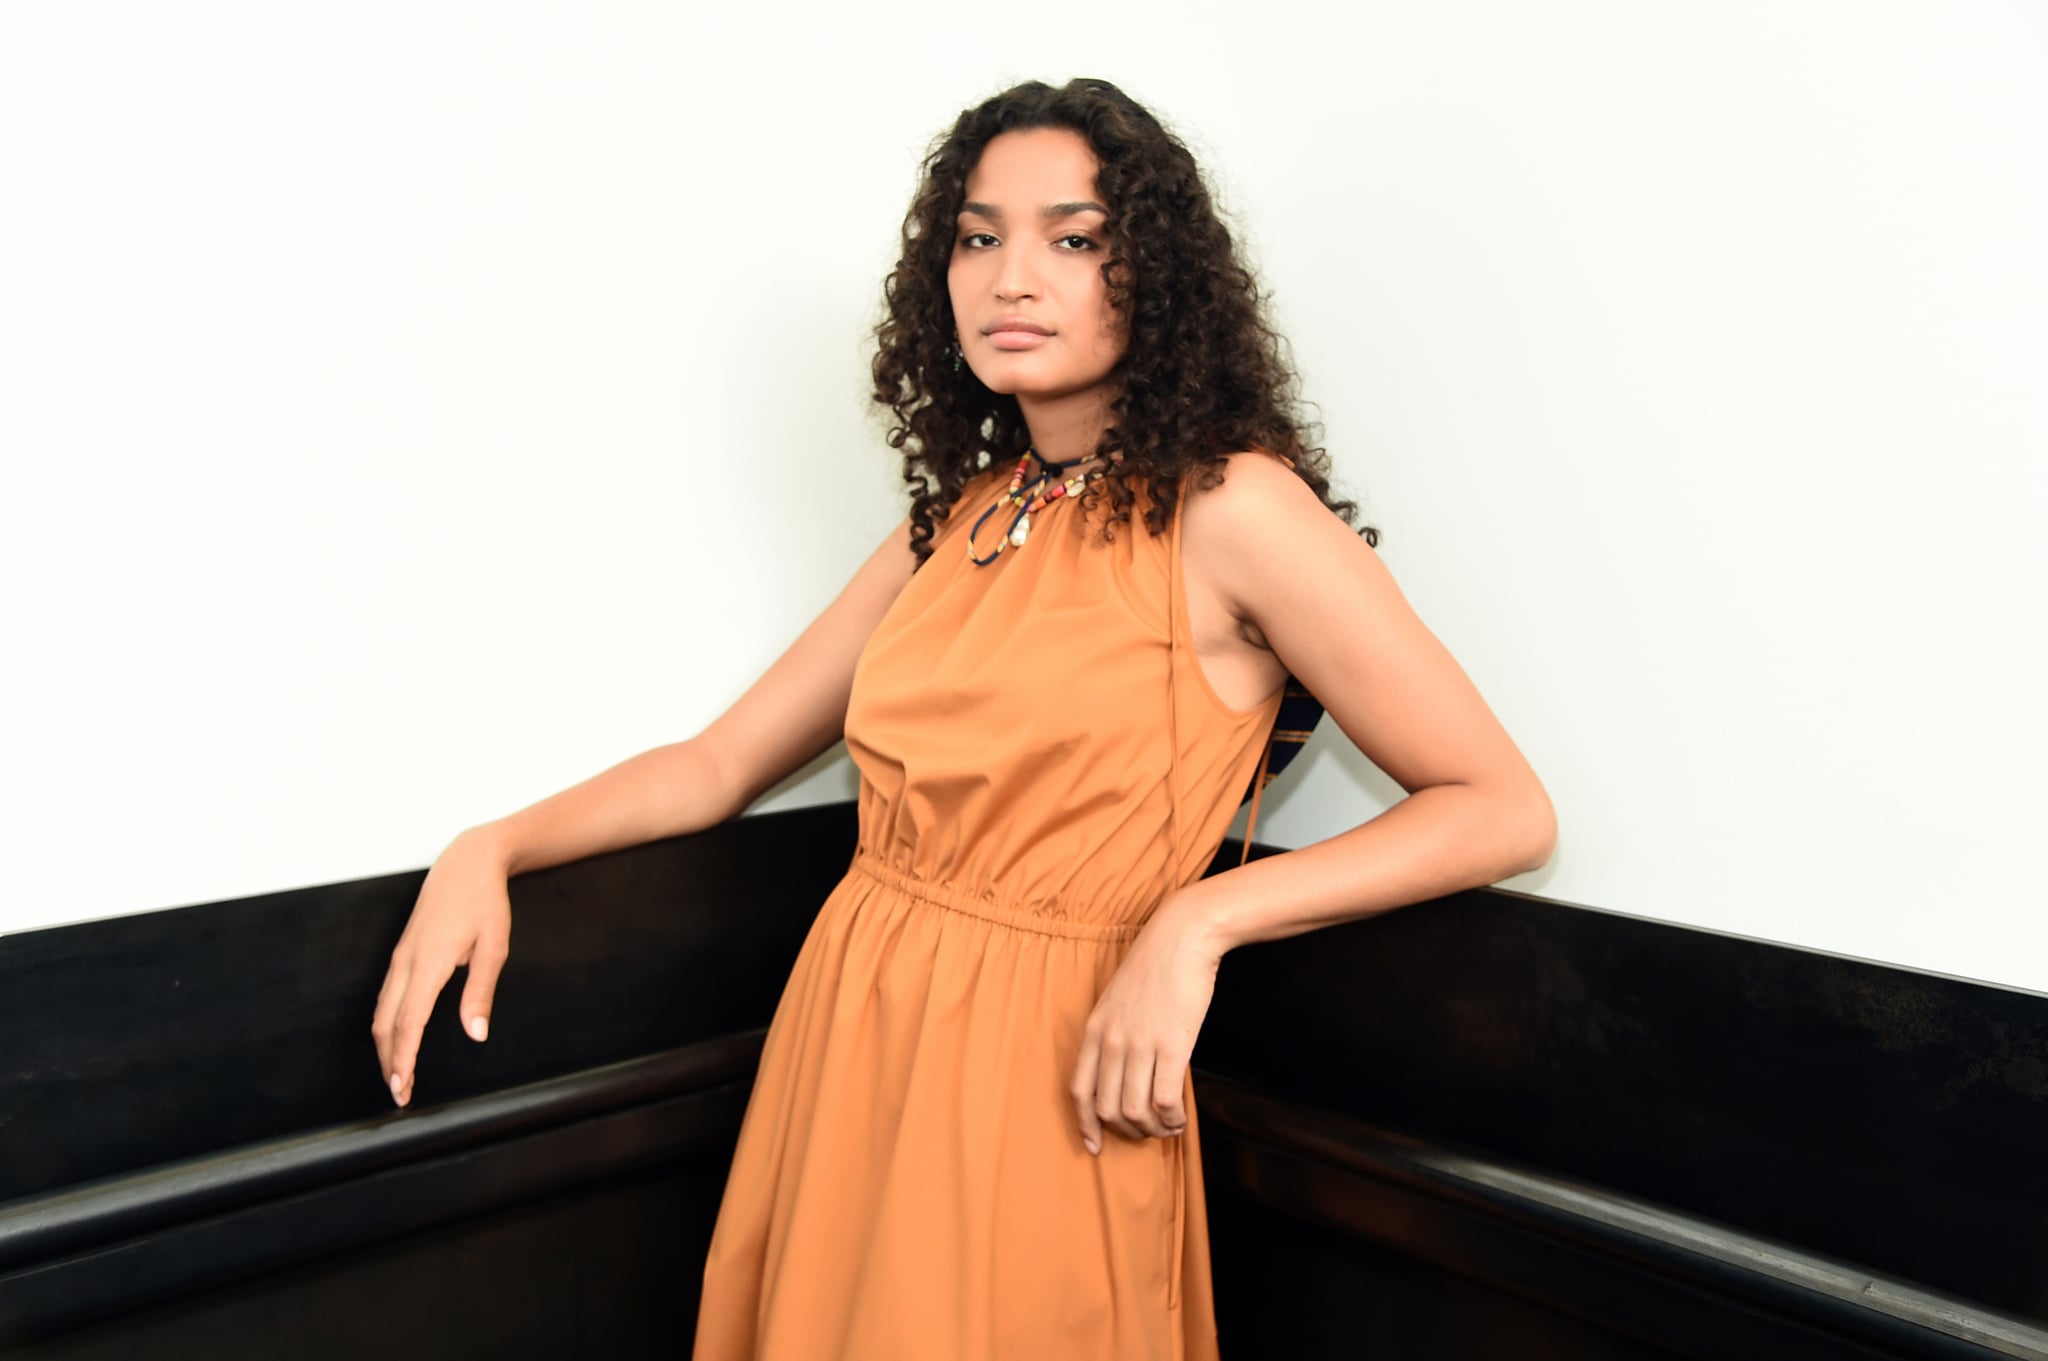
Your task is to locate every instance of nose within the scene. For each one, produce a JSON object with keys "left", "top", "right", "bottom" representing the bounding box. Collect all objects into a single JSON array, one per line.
[{"left": 993, "top": 241, "right": 1041, "bottom": 303}]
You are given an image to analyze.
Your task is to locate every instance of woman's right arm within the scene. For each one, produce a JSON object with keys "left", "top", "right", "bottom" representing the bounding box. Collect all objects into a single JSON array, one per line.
[{"left": 370, "top": 515, "right": 921, "bottom": 1107}]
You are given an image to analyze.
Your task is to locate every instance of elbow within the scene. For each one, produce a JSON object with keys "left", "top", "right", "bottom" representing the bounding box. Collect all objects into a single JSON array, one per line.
[{"left": 1513, "top": 789, "right": 1558, "bottom": 876}]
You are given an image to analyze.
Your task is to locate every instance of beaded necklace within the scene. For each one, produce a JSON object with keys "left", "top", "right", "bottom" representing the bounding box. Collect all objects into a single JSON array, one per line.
[{"left": 964, "top": 448, "right": 1121, "bottom": 565}]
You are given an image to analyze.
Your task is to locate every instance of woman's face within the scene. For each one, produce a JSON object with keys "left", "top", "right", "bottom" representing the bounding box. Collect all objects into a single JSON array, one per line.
[{"left": 948, "top": 127, "right": 1129, "bottom": 406}]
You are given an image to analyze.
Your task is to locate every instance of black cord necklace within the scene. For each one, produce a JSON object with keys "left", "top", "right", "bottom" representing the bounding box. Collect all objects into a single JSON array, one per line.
[{"left": 965, "top": 448, "right": 1119, "bottom": 565}]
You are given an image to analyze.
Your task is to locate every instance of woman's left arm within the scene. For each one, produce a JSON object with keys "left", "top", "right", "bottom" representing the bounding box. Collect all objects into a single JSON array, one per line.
[{"left": 1071, "top": 452, "right": 1557, "bottom": 1153}]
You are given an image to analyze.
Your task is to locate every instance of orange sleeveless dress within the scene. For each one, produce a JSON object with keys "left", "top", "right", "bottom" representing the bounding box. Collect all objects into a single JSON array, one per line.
[{"left": 691, "top": 466, "right": 1284, "bottom": 1361}]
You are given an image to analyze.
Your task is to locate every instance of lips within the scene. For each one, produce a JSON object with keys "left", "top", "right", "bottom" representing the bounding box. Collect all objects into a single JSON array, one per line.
[{"left": 984, "top": 318, "right": 1052, "bottom": 336}]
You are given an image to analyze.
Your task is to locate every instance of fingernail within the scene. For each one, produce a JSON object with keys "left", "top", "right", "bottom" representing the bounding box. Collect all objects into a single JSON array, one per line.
[
  {"left": 1084, "top": 1138, "right": 1099, "bottom": 1155},
  {"left": 389, "top": 1073, "right": 403, "bottom": 1102},
  {"left": 467, "top": 1016, "right": 488, "bottom": 1042}
]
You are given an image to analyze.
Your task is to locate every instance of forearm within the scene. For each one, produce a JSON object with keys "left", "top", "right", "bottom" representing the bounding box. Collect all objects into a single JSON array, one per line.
[
  {"left": 456, "top": 738, "right": 744, "bottom": 878},
  {"left": 1168, "top": 783, "right": 1555, "bottom": 953}
]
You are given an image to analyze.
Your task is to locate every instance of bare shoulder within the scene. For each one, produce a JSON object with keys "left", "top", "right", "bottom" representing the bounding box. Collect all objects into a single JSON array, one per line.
[
  {"left": 1182, "top": 450, "right": 1371, "bottom": 615},
  {"left": 1184, "top": 449, "right": 1344, "bottom": 544}
]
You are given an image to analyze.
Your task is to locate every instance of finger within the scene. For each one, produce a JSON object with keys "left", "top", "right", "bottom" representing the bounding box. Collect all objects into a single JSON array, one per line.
[
  {"left": 389, "top": 959, "right": 454, "bottom": 1107},
  {"left": 371, "top": 955, "right": 412, "bottom": 1091},
  {"left": 459, "top": 935, "right": 508, "bottom": 1043},
  {"left": 1151, "top": 1049, "right": 1188, "bottom": 1135},
  {"left": 1120, "top": 1046, "right": 1168, "bottom": 1139},
  {"left": 1071, "top": 1030, "right": 1104, "bottom": 1155},
  {"left": 1094, "top": 1035, "right": 1141, "bottom": 1142}
]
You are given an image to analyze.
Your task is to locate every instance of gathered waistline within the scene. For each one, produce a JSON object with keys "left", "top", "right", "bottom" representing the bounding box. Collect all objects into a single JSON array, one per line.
[{"left": 847, "top": 849, "right": 1146, "bottom": 944}]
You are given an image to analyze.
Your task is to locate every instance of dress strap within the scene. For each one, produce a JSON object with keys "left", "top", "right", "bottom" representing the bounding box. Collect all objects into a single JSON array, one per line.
[
  {"left": 1158, "top": 476, "right": 1188, "bottom": 905},
  {"left": 1168, "top": 470, "right": 1284, "bottom": 876},
  {"left": 1238, "top": 736, "right": 1273, "bottom": 867}
]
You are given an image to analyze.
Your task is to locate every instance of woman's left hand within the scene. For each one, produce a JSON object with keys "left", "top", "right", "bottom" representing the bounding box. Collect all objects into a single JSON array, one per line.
[{"left": 1070, "top": 898, "right": 1225, "bottom": 1154}]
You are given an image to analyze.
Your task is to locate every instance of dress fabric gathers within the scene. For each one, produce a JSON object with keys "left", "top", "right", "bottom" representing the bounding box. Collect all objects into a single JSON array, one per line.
[{"left": 690, "top": 465, "right": 1285, "bottom": 1361}]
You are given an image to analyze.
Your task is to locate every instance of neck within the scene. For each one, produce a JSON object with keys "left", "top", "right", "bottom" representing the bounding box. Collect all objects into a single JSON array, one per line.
[{"left": 1017, "top": 385, "right": 1117, "bottom": 467}]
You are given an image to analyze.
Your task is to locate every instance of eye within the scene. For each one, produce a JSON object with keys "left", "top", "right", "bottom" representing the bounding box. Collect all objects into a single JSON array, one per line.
[
  {"left": 959, "top": 231, "right": 997, "bottom": 248},
  {"left": 1058, "top": 234, "right": 1100, "bottom": 251}
]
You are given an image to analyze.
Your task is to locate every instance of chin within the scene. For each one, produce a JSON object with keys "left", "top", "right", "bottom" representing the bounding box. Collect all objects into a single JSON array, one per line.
[
  {"left": 983, "top": 382, "right": 1074, "bottom": 401},
  {"left": 971, "top": 369, "right": 1111, "bottom": 401}
]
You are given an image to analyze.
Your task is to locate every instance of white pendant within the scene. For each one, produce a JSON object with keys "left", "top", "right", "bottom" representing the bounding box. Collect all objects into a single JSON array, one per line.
[{"left": 1009, "top": 513, "right": 1032, "bottom": 547}]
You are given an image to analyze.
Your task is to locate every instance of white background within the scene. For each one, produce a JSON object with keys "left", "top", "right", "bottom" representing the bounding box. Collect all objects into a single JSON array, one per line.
[{"left": 2, "top": 2, "right": 2042, "bottom": 993}]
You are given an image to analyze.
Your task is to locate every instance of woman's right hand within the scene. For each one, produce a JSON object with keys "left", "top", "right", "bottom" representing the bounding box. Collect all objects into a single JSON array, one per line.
[
  {"left": 371, "top": 826, "right": 514, "bottom": 1108},
  {"left": 358, "top": 515, "right": 924, "bottom": 1108}
]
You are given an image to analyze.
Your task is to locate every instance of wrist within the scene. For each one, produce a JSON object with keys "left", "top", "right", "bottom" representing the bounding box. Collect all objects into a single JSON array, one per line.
[
  {"left": 1156, "top": 882, "right": 1238, "bottom": 961},
  {"left": 449, "top": 821, "right": 518, "bottom": 877}
]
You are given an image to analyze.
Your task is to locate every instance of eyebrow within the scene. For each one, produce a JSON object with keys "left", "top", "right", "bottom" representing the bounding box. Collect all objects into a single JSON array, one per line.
[{"left": 957, "top": 200, "right": 1109, "bottom": 222}]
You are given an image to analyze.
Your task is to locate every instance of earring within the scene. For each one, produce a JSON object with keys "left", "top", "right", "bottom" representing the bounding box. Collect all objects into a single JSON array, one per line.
[{"left": 952, "top": 333, "right": 963, "bottom": 373}]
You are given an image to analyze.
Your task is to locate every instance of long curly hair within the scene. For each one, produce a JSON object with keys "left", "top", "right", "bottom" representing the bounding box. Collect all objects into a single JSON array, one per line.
[{"left": 870, "top": 76, "right": 1378, "bottom": 567}]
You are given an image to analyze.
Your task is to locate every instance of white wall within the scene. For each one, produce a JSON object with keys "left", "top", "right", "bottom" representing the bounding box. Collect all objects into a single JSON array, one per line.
[{"left": 3, "top": 3, "right": 2041, "bottom": 992}]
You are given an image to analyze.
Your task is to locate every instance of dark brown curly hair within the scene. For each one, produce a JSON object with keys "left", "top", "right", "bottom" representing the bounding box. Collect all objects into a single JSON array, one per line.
[{"left": 870, "top": 76, "right": 1378, "bottom": 567}]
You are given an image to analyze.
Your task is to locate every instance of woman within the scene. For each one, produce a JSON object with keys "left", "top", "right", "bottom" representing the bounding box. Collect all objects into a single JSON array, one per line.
[{"left": 371, "top": 77, "right": 1555, "bottom": 1360}]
